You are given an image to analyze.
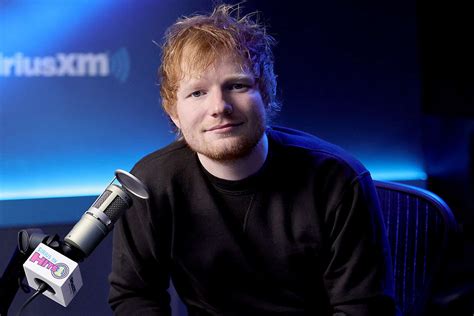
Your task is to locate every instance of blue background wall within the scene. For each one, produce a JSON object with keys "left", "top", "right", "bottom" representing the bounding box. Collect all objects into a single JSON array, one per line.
[
  {"left": 0, "top": 0, "right": 424, "bottom": 209},
  {"left": 1, "top": 0, "right": 471, "bottom": 315}
]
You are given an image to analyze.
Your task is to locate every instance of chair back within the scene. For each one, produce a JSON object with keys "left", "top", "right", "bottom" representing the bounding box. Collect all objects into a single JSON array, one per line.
[{"left": 374, "top": 180, "right": 458, "bottom": 316}]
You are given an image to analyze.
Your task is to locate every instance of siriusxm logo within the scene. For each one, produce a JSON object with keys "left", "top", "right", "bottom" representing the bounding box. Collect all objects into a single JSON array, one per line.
[{"left": 0, "top": 48, "right": 130, "bottom": 83}]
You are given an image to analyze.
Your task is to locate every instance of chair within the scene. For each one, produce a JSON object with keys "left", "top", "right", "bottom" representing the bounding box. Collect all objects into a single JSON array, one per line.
[{"left": 374, "top": 180, "right": 458, "bottom": 316}]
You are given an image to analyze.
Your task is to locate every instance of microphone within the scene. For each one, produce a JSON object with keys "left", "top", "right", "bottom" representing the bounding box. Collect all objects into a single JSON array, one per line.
[
  {"left": 22, "top": 169, "right": 149, "bottom": 307},
  {"left": 63, "top": 169, "right": 149, "bottom": 261}
]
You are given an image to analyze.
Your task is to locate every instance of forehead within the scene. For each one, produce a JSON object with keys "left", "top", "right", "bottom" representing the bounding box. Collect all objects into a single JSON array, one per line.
[{"left": 179, "top": 46, "right": 250, "bottom": 80}]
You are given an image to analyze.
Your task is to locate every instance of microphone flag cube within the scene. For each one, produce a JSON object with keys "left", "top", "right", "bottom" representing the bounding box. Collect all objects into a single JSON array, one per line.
[{"left": 23, "top": 243, "right": 83, "bottom": 307}]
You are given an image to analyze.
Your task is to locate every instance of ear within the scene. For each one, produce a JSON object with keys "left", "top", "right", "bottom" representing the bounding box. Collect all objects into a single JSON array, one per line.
[{"left": 170, "top": 113, "right": 180, "bottom": 129}]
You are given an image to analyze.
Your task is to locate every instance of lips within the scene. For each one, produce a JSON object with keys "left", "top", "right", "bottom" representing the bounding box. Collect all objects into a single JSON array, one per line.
[{"left": 206, "top": 122, "right": 243, "bottom": 132}]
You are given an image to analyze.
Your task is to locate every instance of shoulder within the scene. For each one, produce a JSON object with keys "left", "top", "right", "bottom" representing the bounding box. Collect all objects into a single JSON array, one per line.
[
  {"left": 135, "top": 139, "right": 190, "bottom": 166},
  {"left": 267, "top": 126, "right": 369, "bottom": 179},
  {"left": 130, "top": 139, "right": 196, "bottom": 185}
]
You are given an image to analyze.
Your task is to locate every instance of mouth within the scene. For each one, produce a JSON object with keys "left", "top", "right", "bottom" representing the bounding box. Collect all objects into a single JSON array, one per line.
[{"left": 206, "top": 122, "right": 244, "bottom": 133}]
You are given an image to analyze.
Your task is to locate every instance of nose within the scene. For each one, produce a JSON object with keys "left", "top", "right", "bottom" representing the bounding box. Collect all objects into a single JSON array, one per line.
[{"left": 210, "top": 89, "right": 233, "bottom": 117}]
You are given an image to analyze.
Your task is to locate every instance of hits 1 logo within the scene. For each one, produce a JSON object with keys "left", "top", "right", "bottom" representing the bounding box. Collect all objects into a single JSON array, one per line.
[{"left": 29, "top": 252, "right": 70, "bottom": 279}]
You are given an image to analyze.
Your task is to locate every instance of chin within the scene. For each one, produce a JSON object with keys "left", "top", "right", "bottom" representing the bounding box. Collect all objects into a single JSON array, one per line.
[
  {"left": 183, "top": 114, "right": 267, "bottom": 161},
  {"left": 192, "top": 130, "right": 264, "bottom": 162}
]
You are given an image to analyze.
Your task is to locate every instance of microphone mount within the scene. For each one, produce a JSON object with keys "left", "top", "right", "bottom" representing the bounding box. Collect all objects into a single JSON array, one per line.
[{"left": 0, "top": 229, "right": 61, "bottom": 316}]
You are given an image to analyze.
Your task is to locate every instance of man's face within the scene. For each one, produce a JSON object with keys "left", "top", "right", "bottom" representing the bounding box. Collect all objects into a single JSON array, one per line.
[{"left": 171, "top": 53, "right": 266, "bottom": 161}]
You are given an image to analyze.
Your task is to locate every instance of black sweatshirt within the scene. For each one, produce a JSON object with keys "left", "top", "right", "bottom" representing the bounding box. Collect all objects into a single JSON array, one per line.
[{"left": 108, "top": 126, "right": 396, "bottom": 315}]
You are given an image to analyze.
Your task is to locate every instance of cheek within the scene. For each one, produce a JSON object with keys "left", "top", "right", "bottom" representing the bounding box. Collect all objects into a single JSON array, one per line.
[
  {"left": 176, "top": 104, "right": 205, "bottom": 129},
  {"left": 233, "top": 92, "right": 262, "bottom": 109},
  {"left": 245, "top": 94, "right": 266, "bottom": 115}
]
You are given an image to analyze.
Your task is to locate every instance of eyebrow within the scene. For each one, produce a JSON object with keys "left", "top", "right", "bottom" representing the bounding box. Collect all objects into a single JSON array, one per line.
[
  {"left": 221, "top": 74, "right": 256, "bottom": 86},
  {"left": 179, "top": 73, "right": 255, "bottom": 94},
  {"left": 223, "top": 74, "right": 254, "bottom": 81}
]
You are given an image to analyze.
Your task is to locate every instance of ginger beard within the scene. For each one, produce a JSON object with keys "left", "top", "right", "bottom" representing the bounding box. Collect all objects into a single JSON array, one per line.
[{"left": 182, "top": 109, "right": 266, "bottom": 162}]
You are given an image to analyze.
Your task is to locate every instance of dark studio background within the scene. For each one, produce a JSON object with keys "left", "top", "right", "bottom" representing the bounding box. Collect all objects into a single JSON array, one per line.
[{"left": 0, "top": 0, "right": 472, "bottom": 315}]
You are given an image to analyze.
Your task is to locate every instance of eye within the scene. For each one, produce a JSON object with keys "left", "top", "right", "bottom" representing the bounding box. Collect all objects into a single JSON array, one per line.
[
  {"left": 229, "top": 83, "right": 249, "bottom": 91},
  {"left": 189, "top": 90, "right": 205, "bottom": 98}
]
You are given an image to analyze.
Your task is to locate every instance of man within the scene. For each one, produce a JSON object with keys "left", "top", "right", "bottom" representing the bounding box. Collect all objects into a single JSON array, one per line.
[{"left": 109, "top": 4, "right": 396, "bottom": 315}]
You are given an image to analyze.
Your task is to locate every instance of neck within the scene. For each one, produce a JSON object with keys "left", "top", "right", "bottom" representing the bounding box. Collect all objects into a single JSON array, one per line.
[{"left": 197, "top": 133, "right": 269, "bottom": 181}]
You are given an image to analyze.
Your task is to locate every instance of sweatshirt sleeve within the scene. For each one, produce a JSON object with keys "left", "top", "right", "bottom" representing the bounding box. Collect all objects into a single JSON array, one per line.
[
  {"left": 108, "top": 185, "right": 172, "bottom": 315},
  {"left": 322, "top": 172, "right": 398, "bottom": 316}
]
